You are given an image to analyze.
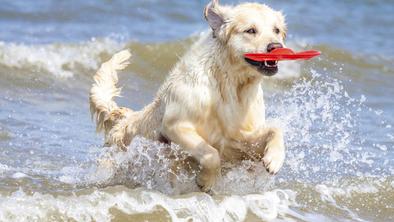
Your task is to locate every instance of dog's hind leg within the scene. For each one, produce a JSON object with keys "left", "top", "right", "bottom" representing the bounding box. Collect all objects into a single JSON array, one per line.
[{"left": 106, "top": 100, "right": 163, "bottom": 150}]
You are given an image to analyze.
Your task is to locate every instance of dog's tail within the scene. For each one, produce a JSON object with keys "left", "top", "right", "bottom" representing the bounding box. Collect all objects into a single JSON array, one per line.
[{"left": 89, "top": 50, "right": 132, "bottom": 134}]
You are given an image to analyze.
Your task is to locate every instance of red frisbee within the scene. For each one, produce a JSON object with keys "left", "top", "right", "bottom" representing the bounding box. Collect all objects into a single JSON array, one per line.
[{"left": 244, "top": 48, "right": 321, "bottom": 61}]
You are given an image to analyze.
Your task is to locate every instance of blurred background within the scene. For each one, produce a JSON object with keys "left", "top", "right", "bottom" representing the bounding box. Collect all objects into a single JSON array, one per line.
[{"left": 0, "top": 1, "right": 393, "bottom": 221}]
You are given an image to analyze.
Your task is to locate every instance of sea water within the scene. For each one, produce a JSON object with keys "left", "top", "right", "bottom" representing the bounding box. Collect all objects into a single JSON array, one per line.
[{"left": 0, "top": 0, "right": 393, "bottom": 221}]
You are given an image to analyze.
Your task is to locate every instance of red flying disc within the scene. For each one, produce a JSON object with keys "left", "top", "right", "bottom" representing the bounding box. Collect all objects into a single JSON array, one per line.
[{"left": 244, "top": 48, "right": 321, "bottom": 61}]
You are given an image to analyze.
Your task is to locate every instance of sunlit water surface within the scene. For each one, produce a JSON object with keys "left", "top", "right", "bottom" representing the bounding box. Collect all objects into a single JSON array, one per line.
[{"left": 0, "top": 0, "right": 393, "bottom": 221}]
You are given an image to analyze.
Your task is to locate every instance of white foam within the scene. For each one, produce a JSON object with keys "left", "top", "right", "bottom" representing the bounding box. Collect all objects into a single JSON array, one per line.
[
  {"left": 315, "top": 182, "right": 381, "bottom": 222},
  {"left": 0, "top": 188, "right": 298, "bottom": 222},
  {"left": 0, "top": 38, "right": 124, "bottom": 77},
  {"left": 11, "top": 172, "right": 28, "bottom": 179},
  {"left": 0, "top": 163, "right": 9, "bottom": 175},
  {"left": 246, "top": 190, "right": 296, "bottom": 221},
  {"left": 316, "top": 181, "right": 379, "bottom": 200}
]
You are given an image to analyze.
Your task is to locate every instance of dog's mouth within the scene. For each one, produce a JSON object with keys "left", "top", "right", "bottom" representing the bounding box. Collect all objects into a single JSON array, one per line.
[{"left": 245, "top": 58, "right": 278, "bottom": 76}]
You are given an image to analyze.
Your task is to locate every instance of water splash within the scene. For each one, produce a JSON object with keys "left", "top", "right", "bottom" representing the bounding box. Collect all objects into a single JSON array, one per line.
[
  {"left": 61, "top": 66, "right": 392, "bottom": 197},
  {"left": 268, "top": 69, "right": 393, "bottom": 183},
  {"left": 67, "top": 138, "right": 274, "bottom": 195}
]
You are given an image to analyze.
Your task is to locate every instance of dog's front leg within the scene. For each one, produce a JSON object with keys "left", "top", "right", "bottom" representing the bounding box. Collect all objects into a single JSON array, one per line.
[
  {"left": 250, "top": 127, "right": 285, "bottom": 174},
  {"left": 163, "top": 122, "right": 220, "bottom": 192},
  {"left": 230, "top": 127, "right": 285, "bottom": 174}
]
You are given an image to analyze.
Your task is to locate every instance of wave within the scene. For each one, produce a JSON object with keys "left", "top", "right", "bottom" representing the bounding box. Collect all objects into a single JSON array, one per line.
[
  {"left": 313, "top": 44, "right": 394, "bottom": 75},
  {"left": 0, "top": 177, "right": 391, "bottom": 222},
  {"left": 0, "top": 38, "right": 124, "bottom": 78},
  {"left": 0, "top": 36, "right": 391, "bottom": 90},
  {"left": 0, "top": 186, "right": 297, "bottom": 222},
  {"left": 4, "top": 36, "right": 391, "bottom": 83}
]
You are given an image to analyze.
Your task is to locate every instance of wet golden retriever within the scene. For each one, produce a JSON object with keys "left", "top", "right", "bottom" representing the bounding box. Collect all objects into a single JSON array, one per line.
[{"left": 90, "top": 0, "right": 287, "bottom": 192}]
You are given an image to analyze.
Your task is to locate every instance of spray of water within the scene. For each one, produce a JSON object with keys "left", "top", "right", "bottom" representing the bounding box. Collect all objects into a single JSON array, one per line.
[{"left": 73, "top": 67, "right": 392, "bottom": 196}]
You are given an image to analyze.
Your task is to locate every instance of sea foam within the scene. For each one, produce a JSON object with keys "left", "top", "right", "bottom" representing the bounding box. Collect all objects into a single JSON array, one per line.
[{"left": 0, "top": 38, "right": 123, "bottom": 77}]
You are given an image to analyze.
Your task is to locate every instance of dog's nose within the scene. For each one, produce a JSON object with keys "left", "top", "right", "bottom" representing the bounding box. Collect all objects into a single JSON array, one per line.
[{"left": 267, "top": 43, "right": 283, "bottom": 52}]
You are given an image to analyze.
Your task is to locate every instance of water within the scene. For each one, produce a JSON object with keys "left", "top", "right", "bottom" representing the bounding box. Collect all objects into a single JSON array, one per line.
[{"left": 0, "top": 0, "right": 393, "bottom": 221}]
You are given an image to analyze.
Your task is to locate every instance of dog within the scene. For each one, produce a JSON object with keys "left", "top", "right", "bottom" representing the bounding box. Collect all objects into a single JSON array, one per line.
[{"left": 90, "top": 0, "right": 287, "bottom": 192}]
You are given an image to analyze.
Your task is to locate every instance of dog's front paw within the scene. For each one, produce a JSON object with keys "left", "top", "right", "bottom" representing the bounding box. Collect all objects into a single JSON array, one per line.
[
  {"left": 196, "top": 177, "right": 215, "bottom": 193},
  {"left": 196, "top": 152, "right": 221, "bottom": 192},
  {"left": 196, "top": 166, "right": 219, "bottom": 192},
  {"left": 263, "top": 142, "right": 285, "bottom": 175}
]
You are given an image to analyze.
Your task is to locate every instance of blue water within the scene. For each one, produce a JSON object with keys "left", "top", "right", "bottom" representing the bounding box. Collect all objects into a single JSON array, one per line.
[
  {"left": 0, "top": 0, "right": 393, "bottom": 221},
  {"left": 1, "top": 0, "right": 393, "bottom": 57}
]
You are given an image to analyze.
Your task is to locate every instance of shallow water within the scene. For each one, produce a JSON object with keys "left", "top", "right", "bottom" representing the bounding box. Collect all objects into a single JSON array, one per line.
[{"left": 0, "top": 0, "right": 393, "bottom": 221}]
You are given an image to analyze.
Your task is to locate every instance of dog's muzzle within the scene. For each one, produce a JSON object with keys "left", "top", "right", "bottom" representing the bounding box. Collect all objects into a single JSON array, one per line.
[{"left": 245, "top": 58, "right": 278, "bottom": 76}]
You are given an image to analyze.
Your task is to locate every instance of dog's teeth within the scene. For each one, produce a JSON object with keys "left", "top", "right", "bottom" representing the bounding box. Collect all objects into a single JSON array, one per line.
[{"left": 264, "top": 61, "right": 278, "bottom": 67}]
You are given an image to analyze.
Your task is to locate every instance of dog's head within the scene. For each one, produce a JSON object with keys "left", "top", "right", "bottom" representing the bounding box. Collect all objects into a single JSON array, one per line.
[{"left": 205, "top": 0, "right": 287, "bottom": 76}]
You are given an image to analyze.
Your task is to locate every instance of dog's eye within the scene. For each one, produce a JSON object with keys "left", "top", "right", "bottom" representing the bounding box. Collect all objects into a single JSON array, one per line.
[
  {"left": 274, "top": 27, "right": 280, "bottom": 34},
  {"left": 245, "top": 28, "right": 257, "bottom": 34}
]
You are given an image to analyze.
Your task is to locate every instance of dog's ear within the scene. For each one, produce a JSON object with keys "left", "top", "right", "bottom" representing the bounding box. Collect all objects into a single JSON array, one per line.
[{"left": 204, "top": 0, "right": 225, "bottom": 37}]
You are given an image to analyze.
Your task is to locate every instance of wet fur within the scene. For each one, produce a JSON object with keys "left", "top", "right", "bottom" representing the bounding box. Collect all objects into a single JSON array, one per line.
[{"left": 90, "top": 1, "right": 287, "bottom": 192}]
